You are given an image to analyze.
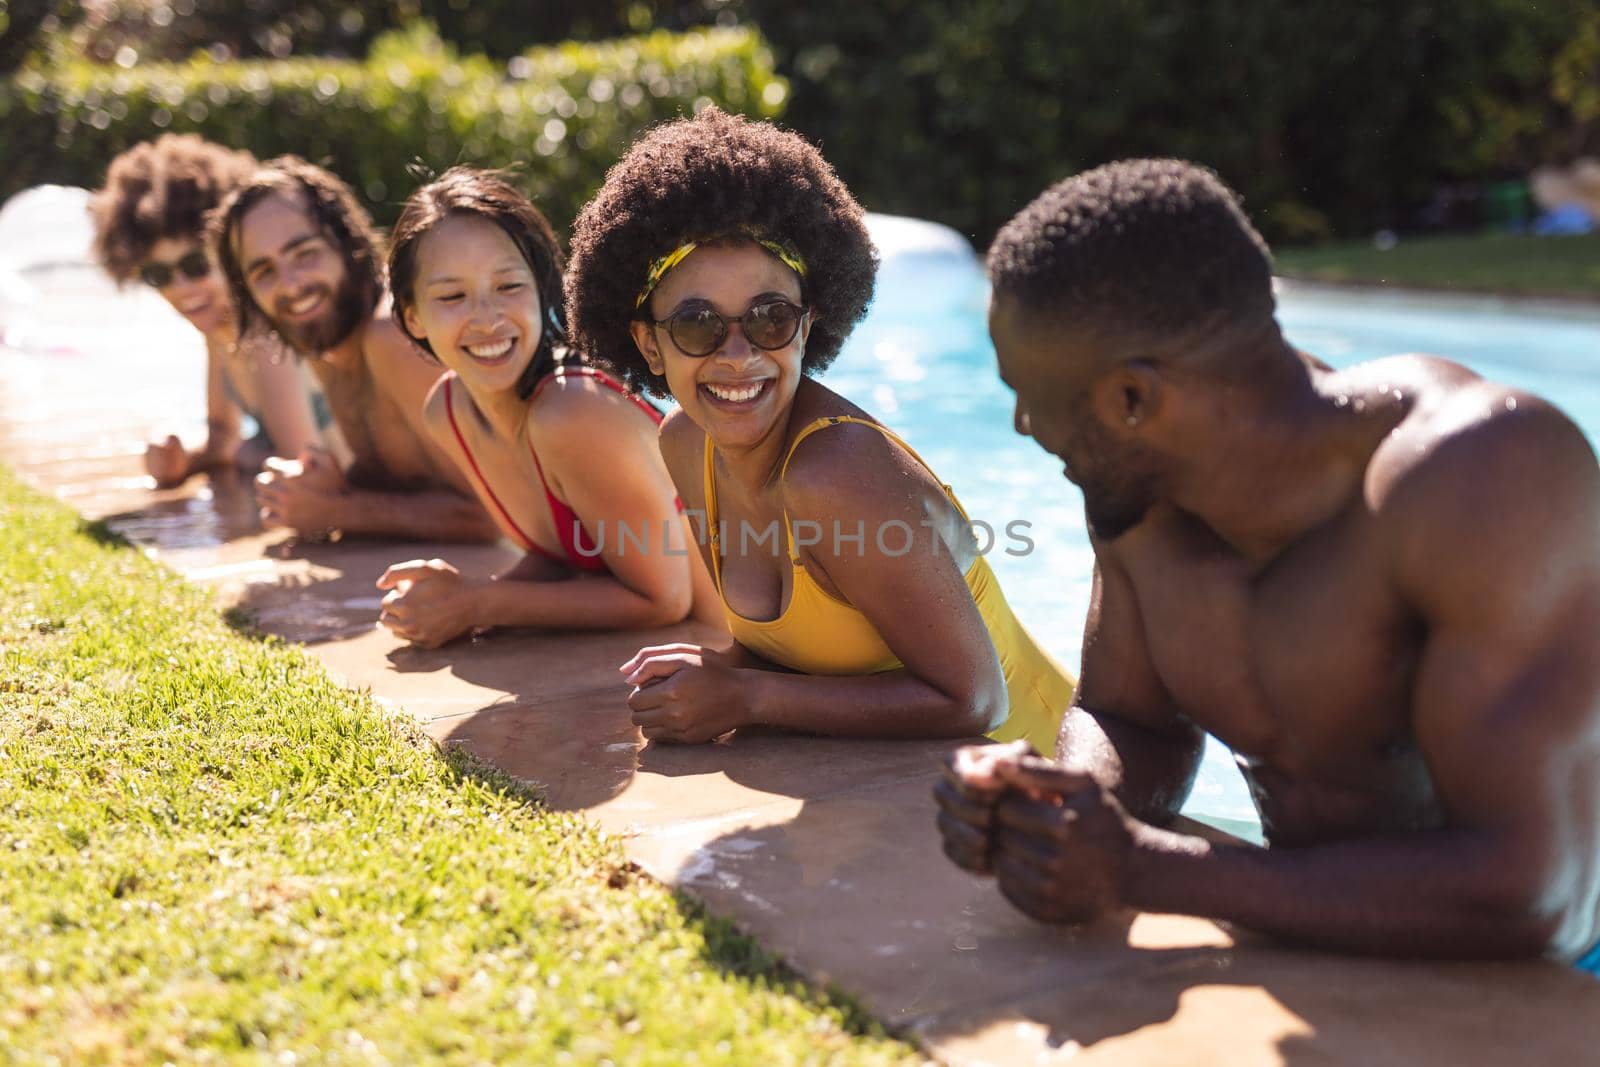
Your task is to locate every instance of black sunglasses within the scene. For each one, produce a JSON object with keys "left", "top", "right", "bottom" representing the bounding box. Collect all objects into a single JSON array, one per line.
[
  {"left": 139, "top": 249, "right": 211, "bottom": 289},
  {"left": 649, "top": 297, "right": 807, "bottom": 358}
]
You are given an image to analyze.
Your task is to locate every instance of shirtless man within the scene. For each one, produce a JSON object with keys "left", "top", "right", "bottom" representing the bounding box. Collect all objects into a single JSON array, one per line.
[
  {"left": 935, "top": 158, "right": 1600, "bottom": 966},
  {"left": 209, "top": 157, "right": 496, "bottom": 542}
]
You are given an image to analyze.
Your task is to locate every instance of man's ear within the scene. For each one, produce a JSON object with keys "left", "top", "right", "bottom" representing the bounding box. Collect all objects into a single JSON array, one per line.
[
  {"left": 1091, "top": 360, "right": 1163, "bottom": 432},
  {"left": 629, "top": 320, "right": 665, "bottom": 376}
]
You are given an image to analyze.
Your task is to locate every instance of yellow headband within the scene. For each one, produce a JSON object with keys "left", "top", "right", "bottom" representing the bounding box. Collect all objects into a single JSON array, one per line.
[{"left": 635, "top": 231, "right": 807, "bottom": 310}]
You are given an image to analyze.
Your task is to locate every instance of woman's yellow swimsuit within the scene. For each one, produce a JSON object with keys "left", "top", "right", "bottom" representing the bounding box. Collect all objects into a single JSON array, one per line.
[{"left": 704, "top": 415, "right": 1074, "bottom": 754}]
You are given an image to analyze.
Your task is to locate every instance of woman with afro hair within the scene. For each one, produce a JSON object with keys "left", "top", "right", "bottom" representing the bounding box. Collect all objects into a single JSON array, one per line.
[
  {"left": 568, "top": 108, "right": 1071, "bottom": 750},
  {"left": 91, "top": 134, "right": 324, "bottom": 487}
]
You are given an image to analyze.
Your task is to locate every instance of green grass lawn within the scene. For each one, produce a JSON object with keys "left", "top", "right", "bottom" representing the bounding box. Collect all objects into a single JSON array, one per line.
[
  {"left": 0, "top": 466, "right": 920, "bottom": 1065},
  {"left": 1274, "top": 232, "right": 1600, "bottom": 301}
]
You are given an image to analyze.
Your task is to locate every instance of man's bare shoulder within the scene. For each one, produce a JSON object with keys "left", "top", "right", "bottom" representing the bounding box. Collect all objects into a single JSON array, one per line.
[
  {"left": 361, "top": 312, "right": 444, "bottom": 405},
  {"left": 232, "top": 330, "right": 295, "bottom": 369},
  {"left": 1366, "top": 355, "right": 1596, "bottom": 513},
  {"left": 1361, "top": 355, "right": 1600, "bottom": 592},
  {"left": 360, "top": 311, "right": 427, "bottom": 369}
]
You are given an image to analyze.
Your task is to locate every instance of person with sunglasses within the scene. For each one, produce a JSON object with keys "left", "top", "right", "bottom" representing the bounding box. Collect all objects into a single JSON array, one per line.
[
  {"left": 90, "top": 135, "right": 323, "bottom": 487},
  {"left": 566, "top": 108, "right": 1072, "bottom": 749},
  {"left": 374, "top": 168, "right": 721, "bottom": 647}
]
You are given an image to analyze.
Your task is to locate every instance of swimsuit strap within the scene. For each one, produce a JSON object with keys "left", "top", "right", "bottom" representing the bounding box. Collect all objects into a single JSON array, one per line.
[
  {"left": 525, "top": 363, "right": 671, "bottom": 569},
  {"left": 528, "top": 363, "right": 664, "bottom": 425},
  {"left": 702, "top": 414, "right": 966, "bottom": 591},
  {"left": 776, "top": 416, "right": 969, "bottom": 561},
  {"left": 442, "top": 375, "right": 538, "bottom": 552},
  {"left": 702, "top": 431, "right": 726, "bottom": 593}
]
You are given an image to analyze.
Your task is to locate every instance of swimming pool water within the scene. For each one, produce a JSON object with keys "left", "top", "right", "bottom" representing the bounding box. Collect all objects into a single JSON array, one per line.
[
  {"left": 832, "top": 228, "right": 1600, "bottom": 839},
  {"left": 1581, "top": 939, "right": 1600, "bottom": 976}
]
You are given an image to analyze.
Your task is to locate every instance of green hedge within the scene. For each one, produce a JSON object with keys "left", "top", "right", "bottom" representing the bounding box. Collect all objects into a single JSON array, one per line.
[
  {"left": 7, "top": 2, "right": 1592, "bottom": 247},
  {"left": 0, "top": 21, "right": 786, "bottom": 231},
  {"left": 738, "top": 0, "right": 1599, "bottom": 245},
  {"left": 12, "top": 0, "right": 688, "bottom": 68}
]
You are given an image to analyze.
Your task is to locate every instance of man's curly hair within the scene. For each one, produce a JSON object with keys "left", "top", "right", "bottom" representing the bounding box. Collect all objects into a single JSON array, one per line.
[
  {"left": 566, "top": 107, "right": 878, "bottom": 396},
  {"left": 89, "top": 134, "right": 258, "bottom": 285},
  {"left": 987, "top": 159, "right": 1276, "bottom": 343},
  {"left": 208, "top": 155, "right": 386, "bottom": 340}
]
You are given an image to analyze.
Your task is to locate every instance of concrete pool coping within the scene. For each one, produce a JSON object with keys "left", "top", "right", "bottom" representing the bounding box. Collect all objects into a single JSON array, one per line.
[
  {"left": 3, "top": 341, "right": 1598, "bottom": 1065},
  {"left": 1274, "top": 277, "right": 1600, "bottom": 322}
]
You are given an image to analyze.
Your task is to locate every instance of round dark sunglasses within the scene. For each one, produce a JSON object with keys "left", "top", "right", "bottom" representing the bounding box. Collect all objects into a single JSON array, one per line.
[
  {"left": 139, "top": 249, "right": 211, "bottom": 289},
  {"left": 649, "top": 297, "right": 806, "bottom": 357}
]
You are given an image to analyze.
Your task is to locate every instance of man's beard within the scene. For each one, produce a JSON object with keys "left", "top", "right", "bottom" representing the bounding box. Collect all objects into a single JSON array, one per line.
[
  {"left": 1075, "top": 429, "right": 1160, "bottom": 542},
  {"left": 1082, "top": 481, "right": 1155, "bottom": 541},
  {"left": 270, "top": 277, "right": 366, "bottom": 357}
]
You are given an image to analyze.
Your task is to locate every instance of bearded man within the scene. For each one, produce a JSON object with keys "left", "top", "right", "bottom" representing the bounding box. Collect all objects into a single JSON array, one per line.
[{"left": 211, "top": 157, "right": 494, "bottom": 542}]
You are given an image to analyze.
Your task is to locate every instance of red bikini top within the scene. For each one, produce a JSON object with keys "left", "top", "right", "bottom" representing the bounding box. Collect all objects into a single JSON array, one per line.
[{"left": 443, "top": 366, "right": 664, "bottom": 573}]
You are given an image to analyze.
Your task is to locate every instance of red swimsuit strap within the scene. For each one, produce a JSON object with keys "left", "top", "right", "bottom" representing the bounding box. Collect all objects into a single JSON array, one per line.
[
  {"left": 526, "top": 365, "right": 660, "bottom": 571},
  {"left": 442, "top": 375, "right": 539, "bottom": 552},
  {"left": 528, "top": 364, "right": 664, "bottom": 425},
  {"left": 515, "top": 365, "right": 677, "bottom": 571}
]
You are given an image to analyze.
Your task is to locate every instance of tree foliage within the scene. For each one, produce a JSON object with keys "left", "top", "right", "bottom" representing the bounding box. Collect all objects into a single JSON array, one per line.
[
  {"left": 736, "top": 0, "right": 1599, "bottom": 243},
  {"left": 0, "top": 22, "right": 785, "bottom": 231}
]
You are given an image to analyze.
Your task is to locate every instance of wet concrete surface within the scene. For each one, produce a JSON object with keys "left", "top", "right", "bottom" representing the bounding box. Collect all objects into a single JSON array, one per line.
[{"left": 4, "top": 330, "right": 1599, "bottom": 1065}]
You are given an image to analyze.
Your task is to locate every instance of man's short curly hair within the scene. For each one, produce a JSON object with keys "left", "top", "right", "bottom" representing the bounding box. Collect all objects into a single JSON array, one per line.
[
  {"left": 89, "top": 134, "right": 258, "bottom": 285},
  {"left": 987, "top": 159, "right": 1276, "bottom": 342},
  {"left": 208, "top": 155, "right": 386, "bottom": 340},
  {"left": 565, "top": 107, "right": 877, "bottom": 396}
]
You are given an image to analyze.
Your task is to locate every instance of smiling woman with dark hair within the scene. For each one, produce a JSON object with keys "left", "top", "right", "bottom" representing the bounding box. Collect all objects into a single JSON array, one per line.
[
  {"left": 566, "top": 108, "right": 1072, "bottom": 748},
  {"left": 374, "top": 167, "right": 721, "bottom": 648},
  {"left": 90, "top": 134, "right": 323, "bottom": 486}
]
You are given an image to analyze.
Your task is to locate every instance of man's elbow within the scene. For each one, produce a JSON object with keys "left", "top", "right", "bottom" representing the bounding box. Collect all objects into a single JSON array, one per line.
[
  {"left": 1526, "top": 894, "right": 1598, "bottom": 963},
  {"left": 1466, "top": 845, "right": 1590, "bottom": 959},
  {"left": 1481, "top": 905, "right": 1575, "bottom": 961}
]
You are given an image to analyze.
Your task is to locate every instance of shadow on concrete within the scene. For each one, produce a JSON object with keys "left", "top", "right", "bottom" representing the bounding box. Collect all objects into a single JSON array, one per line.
[
  {"left": 77, "top": 515, "right": 131, "bottom": 549},
  {"left": 642, "top": 743, "right": 1600, "bottom": 1062},
  {"left": 917, "top": 930, "right": 1600, "bottom": 1066},
  {"left": 225, "top": 537, "right": 400, "bottom": 644},
  {"left": 429, "top": 693, "right": 644, "bottom": 812},
  {"left": 222, "top": 538, "right": 513, "bottom": 645},
  {"left": 419, "top": 722, "right": 894, "bottom": 1041},
  {"left": 409, "top": 613, "right": 723, "bottom": 812}
]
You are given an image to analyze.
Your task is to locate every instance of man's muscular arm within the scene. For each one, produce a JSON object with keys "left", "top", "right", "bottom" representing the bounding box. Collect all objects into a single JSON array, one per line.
[
  {"left": 937, "top": 541, "right": 1202, "bottom": 874},
  {"left": 1082, "top": 397, "right": 1600, "bottom": 959},
  {"left": 1057, "top": 542, "right": 1206, "bottom": 825}
]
